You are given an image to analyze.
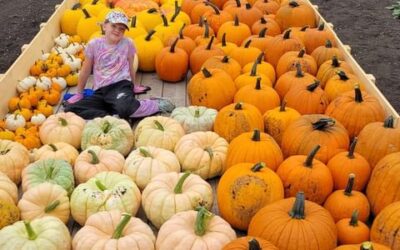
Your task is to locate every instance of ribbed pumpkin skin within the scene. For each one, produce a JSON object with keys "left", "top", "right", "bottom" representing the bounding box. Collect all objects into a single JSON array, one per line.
[
  {"left": 275, "top": 0, "right": 317, "bottom": 31},
  {"left": 234, "top": 82, "right": 280, "bottom": 114},
  {"left": 324, "top": 72, "right": 365, "bottom": 102},
  {"left": 222, "top": 236, "right": 279, "bottom": 250},
  {"left": 214, "top": 103, "right": 264, "bottom": 142},
  {"left": 274, "top": 68, "right": 317, "bottom": 99},
  {"left": 336, "top": 218, "right": 370, "bottom": 245},
  {"left": 217, "top": 162, "right": 284, "bottom": 230},
  {"left": 248, "top": 196, "right": 337, "bottom": 250},
  {"left": 225, "top": 130, "right": 283, "bottom": 172},
  {"left": 0, "top": 172, "right": 18, "bottom": 205},
  {"left": 371, "top": 201, "right": 400, "bottom": 249},
  {"left": 334, "top": 243, "right": 391, "bottom": 250},
  {"left": 316, "top": 58, "right": 353, "bottom": 88},
  {"left": 281, "top": 115, "right": 350, "bottom": 164},
  {"left": 0, "top": 139, "right": 30, "bottom": 184},
  {"left": 367, "top": 152, "right": 400, "bottom": 216}
]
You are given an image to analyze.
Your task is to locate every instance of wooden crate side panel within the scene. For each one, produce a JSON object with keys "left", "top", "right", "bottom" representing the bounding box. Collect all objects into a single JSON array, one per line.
[{"left": 0, "top": 0, "right": 76, "bottom": 119}]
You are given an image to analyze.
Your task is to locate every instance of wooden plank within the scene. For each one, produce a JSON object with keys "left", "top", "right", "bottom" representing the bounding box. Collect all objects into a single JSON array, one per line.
[
  {"left": 137, "top": 72, "right": 163, "bottom": 100},
  {"left": 162, "top": 76, "right": 187, "bottom": 108}
]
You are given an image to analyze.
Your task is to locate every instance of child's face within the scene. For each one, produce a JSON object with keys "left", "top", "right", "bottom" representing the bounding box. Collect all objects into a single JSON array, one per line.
[{"left": 103, "top": 22, "right": 127, "bottom": 43}]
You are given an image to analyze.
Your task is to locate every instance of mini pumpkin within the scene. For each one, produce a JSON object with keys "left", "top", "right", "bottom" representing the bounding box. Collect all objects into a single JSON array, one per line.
[
  {"left": 324, "top": 71, "right": 365, "bottom": 102},
  {"left": 276, "top": 49, "right": 318, "bottom": 77}
]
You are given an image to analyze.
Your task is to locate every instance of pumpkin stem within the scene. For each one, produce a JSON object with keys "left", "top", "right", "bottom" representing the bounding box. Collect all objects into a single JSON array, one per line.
[
  {"left": 234, "top": 102, "right": 243, "bottom": 110},
  {"left": 88, "top": 150, "right": 100, "bottom": 164},
  {"left": 360, "top": 242, "right": 374, "bottom": 250},
  {"left": 250, "top": 60, "right": 258, "bottom": 76},
  {"left": 202, "top": 68, "right": 212, "bottom": 78},
  {"left": 72, "top": 3, "right": 81, "bottom": 10},
  {"left": 203, "top": 19, "right": 210, "bottom": 38},
  {"left": 170, "top": 6, "right": 181, "bottom": 22},
  {"left": 24, "top": 221, "right": 38, "bottom": 240},
  {"left": 331, "top": 56, "right": 340, "bottom": 67},
  {"left": 161, "top": 14, "right": 169, "bottom": 27},
  {"left": 251, "top": 162, "right": 266, "bottom": 172},
  {"left": 112, "top": 213, "right": 132, "bottom": 239},
  {"left": 206, "top": 36, "right": 215, "bottom": 50},
  {"left": 234, "top": 0, "right": 241, "bottom": 7},
  {"left": 139, "top": 147, "right": 152, "bottom": 158},
  {"left": 251, "top": 129, "right": 261, "bottom": 141},
  {"left": 280, "top": 101, "right": 287, "bottom": 112},
  {"left": 245, "top": 3, "right": 252, "bottom": 9},
  {"left": 312, "top": 118, "right": 335, "bottom": 130},
  {"left": 289, "top": 1, "right": 299, "bottom": 7},
  {"left": 221, "top": 33, "right": 227, "bottom": 46},
  {"left": 174, "top": 172, "right": 191, "bottom": 194},
  {"left": 318, "top": 22, "right": 325, "bottom": 31},
  {"left": 198, "top": 16, "right": 204, "bottom": 27},
  {"left": 234, "top": 15, "right": 239, "bottom": 26},
  {"left": 91, "top": 0, "right": 99, "bottom": 5},
  {"left": 307, "top": 80, "right": 320, "bottom": 92},
  {"left": 205, "top": 1, "right": 220, "bottom": 14},
  {"left": 145, "top": 30, "right": 157, "bottom": 41},
  {"left": 221, "top": 55, "right": 229, "bottom": 63},
  {"left": 295, "top": 63, "right": 304, "bottom": 77},
  {"left": 130, "top": 16, "right": 137, "bottom": 28},
  {"left": 338, "top": 71, "right": 348, "bottom": 81},
  {"left": 344, "top": 173, "right": 355, "bottom": 196},
  {"left": 194, "top": 109, "right": 201, "bottom": 117},
  {"left": 170, "top": 37, "right": 179, "bottom": 53},
  {"left": 154, "top": 120, "right": 164, "bottom": 131},
  {"left": 325, "top": 39, "right": 333, "bottom": 48},
  {"left": 194, "top": 206, "right": 213, "bottom": 236},
  {"left": 95, "top": 179, "right": 107, "bottom": 191},
  {"left": 82, "top": 8, "right": 91, "bottom": 18},
  {"left": 256, "top": 52, "right": 264, "bottom": 64},
  {"left": 304, "top": 145, "right": 320, "bottom": 167},
  {"left": 255, "top": 77, "right": 262, "bottom": 90},
  {"left": 147, "top": 8, "right": 158, "bottom": 13},
  {"left": 383, "top": 115, "right": 394, "bottom": 128},
  {"left": 204, "top": 147, "right": 214, "bottom": 159},
  {"left": 244, "top": 39, "right": 252, "bottom": 48},
  {"left": 49, "top": 144, "right": 58, "bottom": 152},
  {"left": 102, "top": 120, "right": 111, "bottom": 133},
  {"left": 58, "top": 117, "right": 68, "bottom": 126},
  {"left": 354, "top": 84, "right": 363, "bottom": 103},
  {"left": 258, "top": 27, "right": 267, "bottom": 37},
  {"left": 179, "top": 23, "right": 185, "bottom": 39},
  {"left": 347, "top": 137, "right": 358, "bottom": 159},
  {"left": 349, "top": 209, "right": 359, "bottom": 227},
  {"left": 298, "top": 49, "right": 305, "bottom": 58},
  {"left": 300, "top": 25, "right": 309, "bottom": 31},
  {"left": 260, "top": 17, "right": 267, "bottom": 24},
  {"left": 283, "top": 29, "right": 291, "bottom": 39},
  {"left": 44, "top": 200, "right": 61, "bottom": 213},
  {"left": 248, "top": 238, "right": 262, "bottom": 250},
  {"left": 289, "top": 192, "right": 305, "bottom": 219}
]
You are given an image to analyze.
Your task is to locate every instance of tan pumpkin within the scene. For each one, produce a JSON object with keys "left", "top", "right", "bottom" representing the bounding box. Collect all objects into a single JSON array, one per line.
[
  {"left": 18, "top": 183, "right": 70, "bottom": 224},
  {"left": 174, "top": 131, "right": 228, "bottom": 179},
  {"left": 263, "top": 101, "right": 301, "bottom": 146},
  {"left": 371, "top": 201, "right": 400, "bottom": 249},
  {"left": 317, "top": 56, "right": 353, "bottom": 88},
  {"left": 74, "top": 146, "right": 125, "bottom": 184},
  {"left": 123, "top": 146, "right": 181, "bottom": 190},
  {"left": 156, "top": 207, "right": 236, "bottom": 249},
  {"left": 225, "top": 129, "right": 283, "bottom": 172},
  {"left": 134, "top": 116, "right": 185, "bottom": 151},
  {"left": 0, "top": 199, "right": 20, "bottom": 230},
  {"left": 39, "top": 112, "right": 86, "bottom": 149},
  {"left": 223, "top": 237, "right": 279, "bottom": 250},
  {"left": 324, "top": 174, "right": 370, "bottom": 222},
  {"left": 336, "top": 210, "right": 370, "bottom": 245},
  {"left": 276, "top": 49, "right": 318, "bottom": 77},
  {"left": 0, "top": 172, "right": 18, "bottom": 205},
  {"left": 0, "top": 139, "right": 30, "bottom": 184},
  {"left": 281, "top": 115, "right": 350, "bottom": 164},
  {"left": 142, "top": 172, "right": 213, "bottom": 228},
  {"left": 218, "top": 162, "right": 284, "bottom": 230},
  {"left": 72, "top": 211, "right": 155, "bottom": 250},
  {"left": 33, "top": 142, "right": 79, "bottom": 165},
  {"left": 214, "top": 102, "right": 264, "bottom": 142},
  {"left": 355, "top": 116, "right": 400, "bottom": 168}
]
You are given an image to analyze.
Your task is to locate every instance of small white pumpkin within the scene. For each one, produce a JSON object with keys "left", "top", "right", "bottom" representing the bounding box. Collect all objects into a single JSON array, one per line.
[
  {"left": 41, "top": 51, "right": 50, "bottom": 60},
  {"left": 54, "top": 33, "right": 70, "bottom": 48},
  {"left": 123, "top": 146, "right": 180, "bottom": 190},
  {"left": 134, "top": 116, "right": 185, "bottom": 151},
  {"left": 5, "top": 114, "right": 26, "bottom": 131},
  {"left": 62, "top": 54, "right": 81, "bottom": 71},
  {"left": 17, "top": 76, "right": 36, "bottom": 93},
  {"left": 64, "top": 42, "right": 82, "bottom": 55},
  {"left": 30, "top": 113, "right": 46, "bottom": 126},
  {"left": 142, "top": 172, "right": 213, "bottom": 228},
  {"left": 51, "top": 77, "right": 67, "bottom": 90},
  {"left": 36, "top": 76, "right": 52, "bottom": 90},
  {"left": 174, "top": 131, "right": 228, "bottom": 179},
  {"left": 171, "top": 106, "right": 218, "bottom": 133}
]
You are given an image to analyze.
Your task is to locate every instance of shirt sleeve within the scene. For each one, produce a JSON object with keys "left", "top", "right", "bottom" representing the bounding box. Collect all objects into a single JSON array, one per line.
[
  {"left": 127, "top": 38, "right": 137, "bottom": 59},
  {"left": 84, "top": 39, "right": 96, "bottom": 60}
]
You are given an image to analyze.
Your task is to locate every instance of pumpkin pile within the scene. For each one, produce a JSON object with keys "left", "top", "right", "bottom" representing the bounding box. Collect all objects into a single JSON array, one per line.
[{"left": 1, "top": 0, "right": 400, "bottom": 249}]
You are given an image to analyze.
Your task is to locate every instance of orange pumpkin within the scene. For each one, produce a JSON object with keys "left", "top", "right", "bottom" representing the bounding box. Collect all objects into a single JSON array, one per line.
[
  {"left": 242, "top": 52, "right": 276, "bottom": 84},
  {"left": 181, "top": 0, "right": 203, "bottom": 16},
  {"left": 336, "top": 210, "right": 370, "bottom": 245},
  {"left": 288, "top": 26, "right": 309, "bottom": 44},
  {"left": 225, "top": 3, "right": 263, "bottom": 28},
  {"left": 187, "top": 68, "right": 236, "bottom": 110},
  {"left": 202, "top": 55, "right": 242, "bottom": 79},
  {"left": 251, "top": 16, "right": 281, "bottom": 36},
  {"left": 19, "top": 92, "right": 38, "bottom": 108},
  {"left": 115, "top": 0, "right": 159, "bottom": 17},
  {"left": 194, "top": 18, "right": 216, "bottom": 46},
  {"left": 166, "top": 24, "right": 197, "bottom": 57},
  {"left": 248, "top": 192, "right": 337, "bottom": 250},
  {"left": 281, "top": 115, "right": 350, "bottom": 164},
  {"left": 324, "top": 174, "right": 370, "bottom": 222},
  {"left": 253, "top": 0, "right": 280, "bottom": 14},
  {"left": 225, "top": 129, "right": 283, "bottom": 171},
  {"left": 317, "top": 56, "right": 353, "bottom": 88},
  {"left": 223, "top": 237, "right": 279, "bottom": 250},
  {"left": 217, "top": 15, "right": 252, "bottom": 46},
  {"left": 241, "top": 27, "right": 274, "bottom": 52},
  {"left": 203, "top": 2, "right": 234, "bottom": 33},
  {"left": 8, "top": 96, "right": 31, "bottom": 112},
  {"left": 215, "top": 32, "right": 238, "bottom": 55},
  {"left": 190, "top": 1, "right": 214, "bottom": 23},
  {"left": 214, "top": 102, "right": 264, "bottom": 142},
  {"left": 276, "top": 49, "right": 317, "bottom": 77},
  {"left": 229, "top": 40, "right": 262, "bottom": 67},
  {"left": 189, "top": 36, "right": 225, "bottom": 74},
  {"left": 304, "top": 22, "right": 336, "bottom": 53},
  {"left": 42, "top": 89, "right": 61, "bottom": 106},
  {"left": 325, "top": 71, "right": 365, "bottom": 102},
  {"left": 275, "top": 0, "right": 317, "bottom": 30},
  {"left": 183, "top": 16, "right": 214, "bottom": 40},
  {"left": 370, "top": 201, "right": 400, "bottom": 248},
  {"left": 14, "top": 130, "right": 42, "bottom": 150},
  {"left": 311, "top": 39, "right": 344, "bottom": 67},
  {"left": 334, "top": 242, "right": 391, "bottom": 250},
  {"left": 218, "top": 162, "right": 284, "bottom": 230},
  {"left": 235, "top": 60, "right": 272, "bottom": 89}
]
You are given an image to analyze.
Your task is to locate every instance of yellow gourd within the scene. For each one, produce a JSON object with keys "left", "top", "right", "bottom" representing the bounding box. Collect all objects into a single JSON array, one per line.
[
  {"left": 76, "top": 9, "right": 101, "bottom": 42},
  {"left": 60, "top": 3, "right": 84, "bottom": 35}
]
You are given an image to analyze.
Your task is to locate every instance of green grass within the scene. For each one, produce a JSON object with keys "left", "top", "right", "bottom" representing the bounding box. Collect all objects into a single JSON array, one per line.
[{"left": 387, "top": 1, "right": 400, "bottom": 19}]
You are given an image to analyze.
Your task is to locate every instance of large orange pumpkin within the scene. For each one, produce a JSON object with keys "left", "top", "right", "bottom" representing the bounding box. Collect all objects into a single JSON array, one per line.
[
  {"left": 214, "top": 102, "right": 264, "bottom": 142},
  {"left": 189, "top": 36, "right": 225, "bottom": 74},
  {"left": 281, "top": 115, "right": 350, "bottom": 163},
  {"left": 223, "top": 237, "right": 279, "bottom": 250},
  {"left": 217, "top": 15, "right": 252, "bottom": 46},
  {"left": 324, "top": 71, "right": 365, "bottom": 103},
  {"left": 276, "top": 145, "right": 333, "bottom": 204},
  {"left": 166, "top": 23, "right": 197, "bottom": 57},
  {"left": 311, "top": 39, "right": 344, "bottom": 67},
  {"left": 248, "top": 192, "right": 337, "bottom": 250},
  {"left": 371, "top": 201, "right": 400, "bottom": 249},
  {"left": 202, "top": 55, "right": 242, "bottom": 79},
  {"left": 275, "top": 0, "right": 317, "bottom": 30},
  {"left": 218, "top": 162, "right": 284, "bottom": 230},
  {"left": 225, "top": 129, "right": 283, "bottom": 172},
  {"left": 276, "top": 49, "right": 318, "bottom": 77}
]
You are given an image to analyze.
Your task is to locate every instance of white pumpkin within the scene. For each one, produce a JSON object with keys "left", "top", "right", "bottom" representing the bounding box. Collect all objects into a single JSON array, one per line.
[
  {"left": 170, "top": 106, "right": 218, "bottom": 133},
  {"left": 142, "top": 172, "right": 213, "bottom": 228},
  {"left": 41, "top": 51, "right": 50, "bottom": 60},
  {"left": 51, "top": 77, "right": 67, "bottom": 90},
  {"left": 36, "top": 76, "right": 52, "bottom": 90},
  {"left": 134, "top": 116, "right": 185, "bottom": 151},
  {"left": 33, "top": 142, "right": 79, "bottom": 165},
  {"left": 30, "top": 113, "right": 46, "bottom": 126},
  {"left": 54, "top": 33, "right": 70, "bottom": 48},
  {"left": 123, "top": 146, "right": 180, "bottom": 190},
  {"left": 174, "top": 131, "right": 228, "bottom": 179},
  {"left": 0, "top": 172, "right": 18, "bottom": 205},
  {"left": 62, "top": 53, "right": 81, "bottom": 71},
  {"left": 17, "top": 76, "right": 36, "bottom": 93},
  {"left": 5, "top": 114, "right": 26, "bottom": 131},
  {"left": 64, "top": 42, "right": 82, "bottom": 55}
]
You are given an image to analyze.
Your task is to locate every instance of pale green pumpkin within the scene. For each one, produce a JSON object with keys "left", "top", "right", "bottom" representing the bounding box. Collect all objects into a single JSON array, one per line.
[
  {"left": 21, "top": 159, "right": 74, "bottom": 195},
  {"left": 70, "top": 171, "right": 141, "bottom": 226},
  {"left": 0, "top": 216, "right": 71, "bottom": 250},
  {"left": 81, "top": 116, "right": 134, "bottom": 157}
]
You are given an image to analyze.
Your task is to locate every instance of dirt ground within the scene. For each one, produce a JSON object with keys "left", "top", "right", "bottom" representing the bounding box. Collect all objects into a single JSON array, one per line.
[{"left": 0, "top": 0, "right": 399, "bottom": 111}]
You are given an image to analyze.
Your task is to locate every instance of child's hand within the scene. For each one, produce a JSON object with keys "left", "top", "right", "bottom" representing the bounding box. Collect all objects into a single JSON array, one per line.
[{"left": 67, "top": 93, "right": 84, "bottom": 104}]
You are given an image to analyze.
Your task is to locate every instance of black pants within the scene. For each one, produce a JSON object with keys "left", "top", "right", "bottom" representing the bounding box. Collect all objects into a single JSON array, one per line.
[{"left": 64, "top": 80, "right": 140, "bottom": 120}]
